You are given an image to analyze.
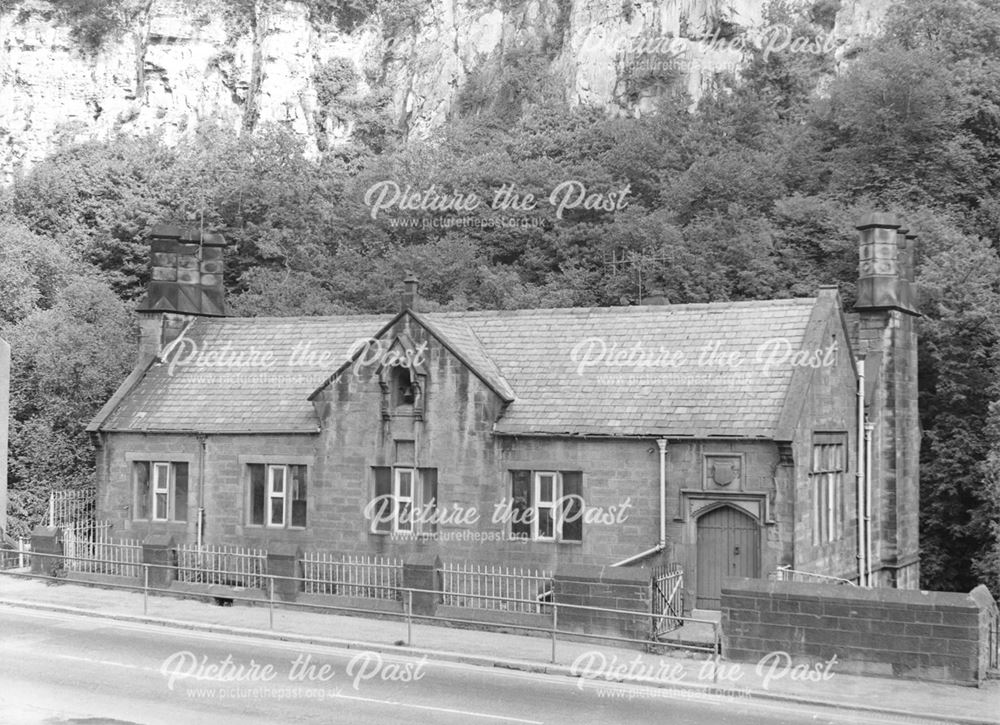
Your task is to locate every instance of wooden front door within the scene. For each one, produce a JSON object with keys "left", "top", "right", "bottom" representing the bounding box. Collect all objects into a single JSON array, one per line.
[{"left": 696, "top": 505, "right": 760, "bottom": 609}]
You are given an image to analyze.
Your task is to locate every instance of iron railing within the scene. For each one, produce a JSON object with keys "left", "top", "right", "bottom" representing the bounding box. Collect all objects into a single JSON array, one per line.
[
  {"left": 177, "top": 543, "right": 267, "bottom": 589},
  {"left": 0, "top": 549, "right": 723, "bottom": 664},
  {"left": 440, "top": 561, "right": 552, "bottom": 614},
  {"left": 300, "top": 552, "right": 402, "bottom": 599},
  {"left": 43, "top": 487, "right": 96, "bottom": 528},
  {"left": 0, "top": 538, "right": 30, "bottom": 570},
  {"left": 62, "top": 522, "right": 141, "bottom": 578}
]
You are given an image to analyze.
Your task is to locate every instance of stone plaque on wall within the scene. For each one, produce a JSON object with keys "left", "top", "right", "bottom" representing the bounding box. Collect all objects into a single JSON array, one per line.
[{"left": 705, "top": 455, "right": 741, "bottom": 490}]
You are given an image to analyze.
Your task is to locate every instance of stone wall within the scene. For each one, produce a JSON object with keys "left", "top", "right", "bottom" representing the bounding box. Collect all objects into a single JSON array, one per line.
[
  {"left": 95, "top": 417, "right": 662, "bottom": 569},
  {"left": 95, "top": 430, "right": 322, "bottom": 548},
  {"left": 552, "top": 564, "right": 651, "bottom": 642},
  {"left": 721, "top": 577, "right": 997, "bottom": 685},
  {"left": 788, "top": 292, "right": 862, "bottom": 581}
]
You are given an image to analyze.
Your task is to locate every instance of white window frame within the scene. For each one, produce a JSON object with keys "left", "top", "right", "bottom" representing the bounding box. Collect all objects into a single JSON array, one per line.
[
  {"left": 267, "top": 464, "right": 286, "bottom": 529},
  {"left": 533, "top": 472, "right": 559, "bottom": 541},
  {"left": 394, "top": 467, "right": 415, "bottom": 534},
  {"left": 152, "top": 462, "right": 171, "bottom": 522}
]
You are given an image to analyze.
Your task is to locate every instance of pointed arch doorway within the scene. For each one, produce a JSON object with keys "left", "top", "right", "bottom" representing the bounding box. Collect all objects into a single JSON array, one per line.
[{"left": 696, "top": 505, "right": 761, "bottom": 609}]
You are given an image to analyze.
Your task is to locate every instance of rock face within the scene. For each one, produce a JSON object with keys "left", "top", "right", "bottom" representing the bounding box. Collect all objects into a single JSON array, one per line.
[{"left": 0, "top": 0, "right": 890, "bottom": 184}]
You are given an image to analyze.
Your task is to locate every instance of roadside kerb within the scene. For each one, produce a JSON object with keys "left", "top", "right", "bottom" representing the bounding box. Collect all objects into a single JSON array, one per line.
[{"left": 0, "top": 595, "right": 993, "bottom": 725}]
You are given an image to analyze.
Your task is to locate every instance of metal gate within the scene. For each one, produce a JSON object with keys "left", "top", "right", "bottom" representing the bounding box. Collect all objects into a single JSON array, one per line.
[
  {"left": 696, "top": 505, "right": 760, "bottom": 609},
  {"left": 651, "top": 563, "right": 683, "bottom": 636}
]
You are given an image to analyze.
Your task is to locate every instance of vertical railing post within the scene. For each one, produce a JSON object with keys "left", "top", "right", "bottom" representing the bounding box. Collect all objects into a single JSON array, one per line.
[
  {"left": 48, "top": 493, "right": 54, "bottom": 528},
  {"left": 143, "top": 564, "right": 149, "bottom": 615},
  {"left": 551, "top": 602, "right": 558, "bottom": 664},
  {"left": 268, "top": 576, "right": 275, "bottom": 630},
  {"left": 406, "top": 589, "right": 413, "bottom": 646}
]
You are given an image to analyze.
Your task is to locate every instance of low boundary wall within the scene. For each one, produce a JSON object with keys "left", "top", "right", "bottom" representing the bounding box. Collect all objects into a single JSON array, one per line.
[{"left": 721, "top": 576, "right": 998, "bottom": 685}]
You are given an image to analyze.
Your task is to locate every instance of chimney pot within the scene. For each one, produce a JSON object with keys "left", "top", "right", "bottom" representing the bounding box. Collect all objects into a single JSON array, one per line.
[
  {"left": 137, "top": 224, "right": 227, "bottom": 318},
  {"left": 136, "top": 224, "right": 227, "bottom": 364},
  {"left": 855, "top": 212, "right": 901, "bottom": 231},
  {"left": 855, "top": 213, "right": 917, "bottom": 315}
]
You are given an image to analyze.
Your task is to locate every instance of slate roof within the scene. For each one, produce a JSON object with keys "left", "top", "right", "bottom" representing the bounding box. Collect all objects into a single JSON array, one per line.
[
  {"left": 416, "top": 314, "right": 517, "bottom": 402},
  {"left": 430, "top": 299, "right": 819, "bottom": 437},
  {"left": 91, "top": 297, "right": 825, "bottom": 438},
  {"left": 95, "top": 316, "right": 386, "bottom": 433}
]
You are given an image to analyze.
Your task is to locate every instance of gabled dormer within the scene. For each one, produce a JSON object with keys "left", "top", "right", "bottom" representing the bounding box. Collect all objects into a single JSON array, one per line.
[
  {"left": 307, "top": 279, "right": 515, "bottom": 432},
  {"left": 377, "top": 332, "right": 429, "bottom": 420}
]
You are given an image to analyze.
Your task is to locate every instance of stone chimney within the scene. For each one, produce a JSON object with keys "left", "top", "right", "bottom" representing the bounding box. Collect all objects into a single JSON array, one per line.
[
  {"left": 401, "top": 273, "right": 420, "bottom": 311},
  {"left": 855, "top": 212, "right": 918, "bottom": 315},
  {"left": 136, "top": 224, "right": 227, "bottom": 358},
  {"left": 853, "top": 212, "right": 920, "bottom": 590},
  {"left": 896, "top": 227, "right": 918, "bottom": 311}
]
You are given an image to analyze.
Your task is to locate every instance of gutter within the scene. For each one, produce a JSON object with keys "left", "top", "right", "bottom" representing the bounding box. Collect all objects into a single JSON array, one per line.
[
  {"left": 98, "top": 428, "right": 322, "bottom": 435},
  {"left": 611, "top": 438, "right": 668, "bottom": 567}
]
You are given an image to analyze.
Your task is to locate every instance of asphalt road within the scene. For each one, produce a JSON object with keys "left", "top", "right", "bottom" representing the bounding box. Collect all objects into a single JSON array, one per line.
[{"left": 0, "top": 607, "right": 939, "bottom": 725}]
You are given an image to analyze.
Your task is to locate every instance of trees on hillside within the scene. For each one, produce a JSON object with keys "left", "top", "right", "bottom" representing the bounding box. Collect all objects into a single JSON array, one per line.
[{"left": 1, "top": 265, "right": 132, "bottom": 536}]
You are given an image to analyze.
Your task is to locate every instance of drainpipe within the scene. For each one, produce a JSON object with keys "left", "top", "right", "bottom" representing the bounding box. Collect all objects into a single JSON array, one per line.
[
  {"left": 197, "top": 433, "right": 206, "bottom": 548},
  {"left": 865, "top": 420, "right": 874, "bottom": 587},
  {"left": 611, "top": 438, "right": 668, "bottom": 567},
  {"left": 658, "top": 438, "right": 667, "bottom": 546},
  {"left": 856, "top": 360, "right": 866, "bottom": 586}
]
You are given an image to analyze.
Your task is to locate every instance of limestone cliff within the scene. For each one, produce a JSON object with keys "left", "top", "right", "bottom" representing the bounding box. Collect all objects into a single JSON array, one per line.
[{"left": 0, "top": 0, "right": 892, "bottom": 184}]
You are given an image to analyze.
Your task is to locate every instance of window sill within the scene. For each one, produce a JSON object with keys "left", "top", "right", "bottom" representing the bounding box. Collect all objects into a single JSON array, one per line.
[
  {"left": 508, "top": 537, "right": 583, "bottom": 545},
  {"left": 132, "top": 519, "right": 188, "bottom": 525},
  {"left": 368, "top": 530, "right": 438, "bottom": 537}
]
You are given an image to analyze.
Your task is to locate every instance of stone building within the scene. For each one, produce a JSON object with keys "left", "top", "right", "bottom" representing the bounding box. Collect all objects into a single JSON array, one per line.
[{"left": 87, "top": 214, "right": 920, "bottom": 609}]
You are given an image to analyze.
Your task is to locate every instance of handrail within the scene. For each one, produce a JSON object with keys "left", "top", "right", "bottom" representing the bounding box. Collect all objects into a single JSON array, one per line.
[
  {"left": 0, "top": 549, "right": 722, "bottom": 659},
  {"left": 774, "top": 565, "right": 857, "bottom": 586}
]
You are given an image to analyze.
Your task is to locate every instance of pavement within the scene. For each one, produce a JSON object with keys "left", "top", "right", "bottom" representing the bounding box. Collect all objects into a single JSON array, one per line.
[{"left": 1, "top": 570, "right": 997, "bottom": 725}]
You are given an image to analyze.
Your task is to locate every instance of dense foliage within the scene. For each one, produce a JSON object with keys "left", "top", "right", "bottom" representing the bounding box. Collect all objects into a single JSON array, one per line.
[{"left": 0, "top": 0, "right": 998, "bottom": 595}]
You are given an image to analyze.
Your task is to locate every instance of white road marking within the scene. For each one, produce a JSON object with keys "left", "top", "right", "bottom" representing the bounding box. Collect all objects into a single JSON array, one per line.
[
  {"left": 322, "top": 690, "right": 544, "bottom": 723},
  {"left": 22, "top": 650, "right": 160, "bottom": 674}
]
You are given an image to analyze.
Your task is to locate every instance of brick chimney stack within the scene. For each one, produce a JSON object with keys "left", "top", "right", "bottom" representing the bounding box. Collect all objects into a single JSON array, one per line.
[
  {"left": 853, "top": 212, "right": 920, "bottom": 590},
  {"left": 136, "top": 224, "right": 227, "bottom": 358}
]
